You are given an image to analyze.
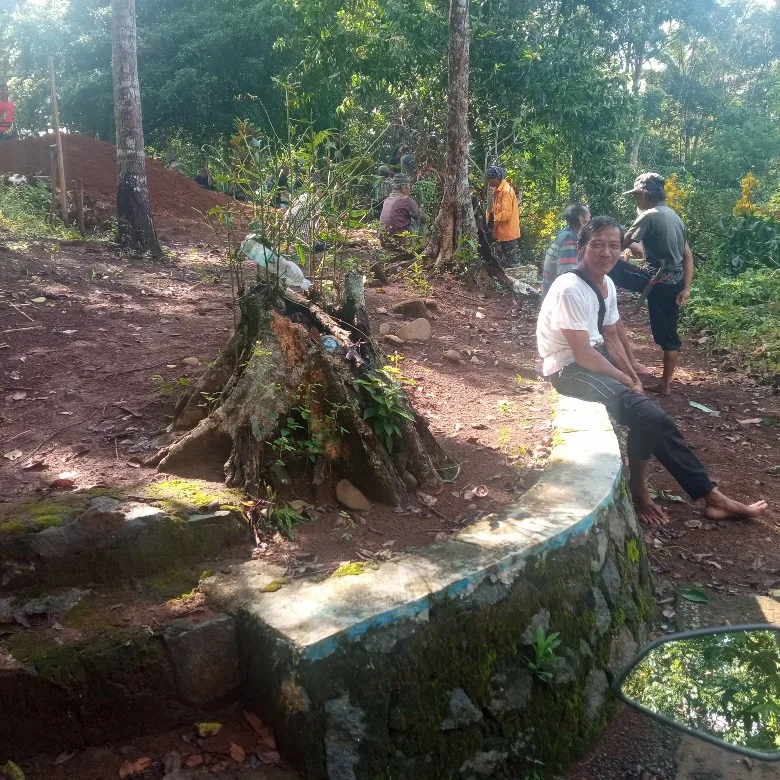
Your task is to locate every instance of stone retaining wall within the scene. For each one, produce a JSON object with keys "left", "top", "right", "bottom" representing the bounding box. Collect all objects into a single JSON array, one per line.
[{"left": 203, "top": 396, "right": 656, "bottom": 779}]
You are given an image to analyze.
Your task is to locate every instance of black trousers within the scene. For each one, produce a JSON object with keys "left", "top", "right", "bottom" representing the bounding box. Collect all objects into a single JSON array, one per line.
[
  {"left": 608, "top": 260, "right": 684, "bottom": 351},
  {"left": 550, "top": 362, "right": 715, "bottom": 500}
]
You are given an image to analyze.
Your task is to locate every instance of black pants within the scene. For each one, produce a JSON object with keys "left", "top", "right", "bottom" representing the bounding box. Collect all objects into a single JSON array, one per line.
[
  {"left": 497, "top": 239, "right": 521, "bottom": 267},
  {"left": 550, "top": 363, "right": 714, "bottom": 500},
  {"left": 608, "top": 260, "right": 684, "bottom": 351}
]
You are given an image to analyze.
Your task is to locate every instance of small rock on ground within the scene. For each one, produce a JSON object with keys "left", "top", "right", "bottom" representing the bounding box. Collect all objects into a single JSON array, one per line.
[
  {"left": 396, "top": 318, "right": 431, "bottom": 342},
  {"left": 336, "top": 479, "right": 370, "bottom": 512}
]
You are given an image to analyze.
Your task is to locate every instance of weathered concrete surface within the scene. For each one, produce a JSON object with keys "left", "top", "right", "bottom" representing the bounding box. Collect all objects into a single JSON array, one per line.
[
  {"left": 202, "top": 396, "right": 655, "bottom": 779},
  {"left": 0, "top": 498, "right": 246, "bottom": 589}
]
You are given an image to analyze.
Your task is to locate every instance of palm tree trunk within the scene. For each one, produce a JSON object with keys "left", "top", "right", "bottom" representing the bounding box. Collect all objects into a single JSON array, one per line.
[{"left": 111, "top": 0, "right": 161, "bottom": 255}]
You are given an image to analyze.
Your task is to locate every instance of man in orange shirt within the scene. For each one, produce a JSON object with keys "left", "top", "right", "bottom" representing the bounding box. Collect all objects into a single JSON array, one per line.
[
  {"left": 486, "top": 165, "right": 521, "bottom": 266},
  {"left": 0, "top": 83, "right": 16, "bottom": 140}
]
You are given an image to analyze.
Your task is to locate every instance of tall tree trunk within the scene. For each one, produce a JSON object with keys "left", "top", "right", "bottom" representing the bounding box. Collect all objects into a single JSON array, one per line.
[
  {"left": 425, "top": 0, "right": 476, "bottom": 267},
  {"left": 111, "top": 0, "right": 161, "bottom": 255}
]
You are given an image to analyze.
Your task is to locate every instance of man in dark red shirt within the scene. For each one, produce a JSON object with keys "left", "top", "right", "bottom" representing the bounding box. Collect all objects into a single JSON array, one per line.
[
  {"left": 0, "top": 83, "right": 16, "bottom": 139},
  {"left": 379, "top": 174, "right": 428, "bottom": 248}
]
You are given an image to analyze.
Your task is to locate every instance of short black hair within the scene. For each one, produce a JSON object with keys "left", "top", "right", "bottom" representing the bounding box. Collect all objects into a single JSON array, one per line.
[
  {"left": 646, "top": 189, "right": 666, "bottom": 204},
  {"left": 563, "top": 202, "right": 589, "bottom": 230},
  {"left": 578, "top": 216, "right": 624, "bottom": 249}
]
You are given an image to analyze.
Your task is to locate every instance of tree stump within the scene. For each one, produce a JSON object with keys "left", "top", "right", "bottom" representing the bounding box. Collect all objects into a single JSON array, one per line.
[{"left": 155, "top": 274, "right": 454, "bottom": 506}]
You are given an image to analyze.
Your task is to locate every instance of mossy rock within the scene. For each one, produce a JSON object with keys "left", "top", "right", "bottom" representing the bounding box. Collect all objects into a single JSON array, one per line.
[{"left": 141, "top": 478, "right": 245, "bottom": 517}]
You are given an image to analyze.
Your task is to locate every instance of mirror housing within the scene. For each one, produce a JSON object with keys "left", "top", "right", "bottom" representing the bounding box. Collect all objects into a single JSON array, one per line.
[{"left": 613, "top": 624, "right": 780, "bottom": 761}]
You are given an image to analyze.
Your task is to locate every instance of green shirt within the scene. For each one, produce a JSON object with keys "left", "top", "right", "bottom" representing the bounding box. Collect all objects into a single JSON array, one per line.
[{"left": 626, "top": 204, "right": 685, "bottom": 285}]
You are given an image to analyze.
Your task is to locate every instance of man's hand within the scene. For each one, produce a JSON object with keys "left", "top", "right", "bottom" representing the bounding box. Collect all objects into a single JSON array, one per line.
[
  {"left": 630, "top": 379, "right": 644, "bottom": 395},
  {"left": 676, "top": 287, "right": 691, "bottom": 306}
]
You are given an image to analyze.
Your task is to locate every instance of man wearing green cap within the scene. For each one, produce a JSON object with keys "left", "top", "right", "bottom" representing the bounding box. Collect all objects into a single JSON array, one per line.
[{"left": 609, "top": 172, "right": 694, "bottom": 395}]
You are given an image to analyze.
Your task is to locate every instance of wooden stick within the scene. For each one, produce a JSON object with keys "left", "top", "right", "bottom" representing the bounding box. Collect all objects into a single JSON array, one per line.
[
  {"left": 9, "top": 303, "right": 35, "bottom": 322},
  {"left": 49, "top": 57, "right": 68, "bottom": 221},
  {"left": 49, "top": 146, "right": 58, "bottom": 222},
  {"left": 0, "top": 326, "right": 44, "bottom": 334},
  {"left": 76, "top": 178, "right": 85, "bottom": 237}
]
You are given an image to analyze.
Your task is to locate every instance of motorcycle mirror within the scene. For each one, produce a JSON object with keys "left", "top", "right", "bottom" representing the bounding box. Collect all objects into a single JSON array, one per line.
[{"left": 613, "top": 624, "right": 780, "bottom": 761}]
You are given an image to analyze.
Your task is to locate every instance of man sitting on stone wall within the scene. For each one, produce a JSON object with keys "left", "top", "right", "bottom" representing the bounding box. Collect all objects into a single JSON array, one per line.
[{"left": 536, "top": 215, "right": 767, "bottom": 526}]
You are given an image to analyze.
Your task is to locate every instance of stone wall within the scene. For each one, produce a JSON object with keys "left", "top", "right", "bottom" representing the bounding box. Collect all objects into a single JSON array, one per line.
[{"left": 202, "top": 396, "right": 656, "bottom": 779}]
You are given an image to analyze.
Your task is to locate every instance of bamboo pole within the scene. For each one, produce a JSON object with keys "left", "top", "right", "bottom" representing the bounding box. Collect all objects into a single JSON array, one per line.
[
  {"left": 49, "top": 57, "right": 68, "bottom": 221},
  {"left": 75, "top": 178, "right": 86, "bottom": 237},
  {"left": 49, "top": 146, "right": 57, "bottom": 223}
]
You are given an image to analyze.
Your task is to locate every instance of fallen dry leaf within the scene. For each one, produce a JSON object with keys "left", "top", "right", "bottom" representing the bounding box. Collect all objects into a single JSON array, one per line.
[
  {"left": 3, "top": 449, "right": 23, "bottom": 461},
  {"left": 132, "top": 757, "right": 151, "bottom": 773},
  {"left": 230, "top": 743, "right": 247, "bottom": 762},
  {"left": 31, "top": 297, "right": 46, "bottom": 303},
  {"left": 684, "top": 518, "right": 703, "bottom": 529},
  {"left": 417, "top": 491, "right": 437, "bottom": 507},
  {"left": 184, "top": 754, "right": 204, "bottom": 767},
  {"left": 53, "top": 750, "right": 77, "bottom": 766},
  {"left": 11, "top": 391, "right": 27, "bottom": 401},
  {"left": 243, "top": 710, "right": 264, "bottom": 736},
  {"left": 118, "top": 761, "right": 134, "bottom": 779},
  {"left": 256, "top": 747, "right": 282, "bottom": 765}
]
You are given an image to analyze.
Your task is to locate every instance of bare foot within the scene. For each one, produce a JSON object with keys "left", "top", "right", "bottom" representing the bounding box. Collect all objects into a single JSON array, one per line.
[
  {"left": 702, "top": 488, "right": 768, "bottom": 521},
  {"left": 646, "top": 382, "right": 671, "bottom": 396},
  {"left": 634, "top": 498, "right": 670, "bottom": 526},
  {"left": 633, "top": 362, "right": 656, "bottom": 377}
]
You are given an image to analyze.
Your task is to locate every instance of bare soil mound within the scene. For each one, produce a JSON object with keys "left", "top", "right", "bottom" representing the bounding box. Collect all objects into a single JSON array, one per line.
[{"left": 0, "top": 133, "right": 230, "bottom": 221}]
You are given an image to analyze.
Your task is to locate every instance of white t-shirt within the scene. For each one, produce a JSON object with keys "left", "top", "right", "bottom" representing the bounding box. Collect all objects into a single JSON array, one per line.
[{"left": 536, "top": 272, "right": 619, "bottom": 376}]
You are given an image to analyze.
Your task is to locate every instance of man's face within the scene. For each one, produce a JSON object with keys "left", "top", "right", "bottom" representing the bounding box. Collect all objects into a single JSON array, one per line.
[
  {"left": 580, "top": 227, "right": 622, "bottom": 275},
  {"left": 487, "top": 177, "right": 500, "bottom": 189},
  {"left": 580, "top": 209, "right": 591, "bottom": 227},
  {"left": 632, "top": 190, "right": 652, "bottom": 211}
]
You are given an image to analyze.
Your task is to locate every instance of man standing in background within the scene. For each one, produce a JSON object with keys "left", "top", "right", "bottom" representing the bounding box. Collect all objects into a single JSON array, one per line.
[
  {"left": 542, "top": 202, "right": 590, "bottom": 298},
  {"left": 486, "top": 166, "right": 521, "bottom": 267},
  {"left": 610, "top": 173, "right": 694, "bottom": 395}
]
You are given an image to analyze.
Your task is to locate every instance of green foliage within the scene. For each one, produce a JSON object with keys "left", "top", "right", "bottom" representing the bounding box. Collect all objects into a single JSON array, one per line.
[
  {"left": 712, "top": 215, "right": 780, "bottom": 275},
  {"left": 150, "top": 374, "right": 192, "bottom": 395},
  {"left": 527, "top": 626, "right": 561, "bottom": 683},
  {"left": 685, "top": 265, "right": 780, "bottom": 375},
  {"left": 269, "top": 506, "right": 307, "bottom": 541},
  {"left": 356, "top": 360, "right": 416, "bottom": 453},
  {"left": 0, "top": 181, "right": 79, "bottom": 238}
]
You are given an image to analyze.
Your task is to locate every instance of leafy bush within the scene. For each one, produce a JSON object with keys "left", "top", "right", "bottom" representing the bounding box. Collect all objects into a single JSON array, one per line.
[
  {"left": 711, "top": 215, "right": 780, "bottom": 275},
  {"left": 356, "top": 363, "right": 416, "bottom": 452},
  {"left": 0, "top": 181, "right": 78, "bottom": 238},
  {"left": 685, "top": 265, "right": 780, "bottom": 375}
]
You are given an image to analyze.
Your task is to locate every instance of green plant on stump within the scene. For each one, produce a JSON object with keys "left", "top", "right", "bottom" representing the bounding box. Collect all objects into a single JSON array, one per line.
[
  {"left": 356, "top": 360, "right": 416, "bottom": 453},
  {"left": 527, "top": 626, "right": 561, "bottom": 683}
]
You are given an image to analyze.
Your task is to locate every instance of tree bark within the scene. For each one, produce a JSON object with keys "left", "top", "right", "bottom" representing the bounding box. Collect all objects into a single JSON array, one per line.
[
  {"left": 154, "top": 281, "right": 454, "bottom": 507},
  {"left": 425, "top": 0, "right": 477, "bottom": 267},
  {"left": 111, "top": 0, "right": 161, "bottom": 255}
]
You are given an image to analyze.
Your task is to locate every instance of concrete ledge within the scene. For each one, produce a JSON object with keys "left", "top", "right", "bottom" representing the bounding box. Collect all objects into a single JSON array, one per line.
[{"left": 203, "top": 395, "right": 654, "bottom": 779}]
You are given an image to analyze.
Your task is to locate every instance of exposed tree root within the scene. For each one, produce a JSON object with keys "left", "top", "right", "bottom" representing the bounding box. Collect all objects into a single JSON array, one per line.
[{"left": 156, "top": 273, "right": 455, "bottom": 506}]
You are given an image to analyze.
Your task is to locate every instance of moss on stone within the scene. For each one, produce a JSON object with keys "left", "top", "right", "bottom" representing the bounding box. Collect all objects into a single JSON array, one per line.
[
  {"left": 6, "top": 633, "right": 83, "bottom": 686},
  {"left": 626, "top": 538, "right": 640, "bottom": 565},
  {"left": 613, "top": 608, "right": 626, "bottom": 626},
  {"left": 332, "top": 562, "right": 367, "bottom": 577},
  {"left": 146, "top": 566, "right": 200, "bottom": 600},
  {"left": 262, "top": 578, "right": 291, "bottom": 593},
  {"left": 33, "top": 514, "right": 64, "bottom": 529},
  {"left": 0, "top": 518, "right": 25, "bottom": 534},
  {"left": 142, "top": 478, "right": 243, "bottom": 516}
]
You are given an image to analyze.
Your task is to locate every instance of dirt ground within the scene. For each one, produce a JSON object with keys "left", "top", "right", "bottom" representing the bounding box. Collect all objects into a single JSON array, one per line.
[{"left": 0, "top": 227, "right": 552, "bottom": 576}]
